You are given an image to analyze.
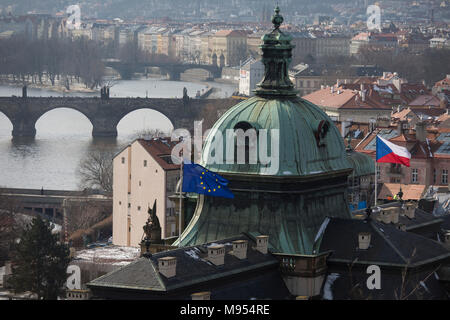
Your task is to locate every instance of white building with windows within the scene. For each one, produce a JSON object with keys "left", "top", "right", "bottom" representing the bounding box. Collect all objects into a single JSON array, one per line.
[
  {"left": 112, "top": 138, "right": 180, "bottom": 247},
  {"left": 238, "top": 58, "right": 264, "bottom": 96}
]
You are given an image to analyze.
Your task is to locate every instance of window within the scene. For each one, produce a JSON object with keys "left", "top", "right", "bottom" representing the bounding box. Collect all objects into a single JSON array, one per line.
[
  {"left": 144, "top": 160, "right": 147, "bottom": 167},
  {"left": 139, "top": 181, "right": 142, "bottom": 187},
  {"left": 412, "top": 169, "right": 418, "bottom": 183},
  {"left": 128, "top": 203, "right": 131, "bottom": 208},
  {"left": 443, "top": 169, "right": 449, "bottom": 185},
  {"left": 137, "top": 206, "right": 141, "bottom": 211},
  {"left": 121, "top": 157, "right": 125, "bottom": 164},
  {"left": 433, "top": 169, "right": 436, "bottom": 184}
]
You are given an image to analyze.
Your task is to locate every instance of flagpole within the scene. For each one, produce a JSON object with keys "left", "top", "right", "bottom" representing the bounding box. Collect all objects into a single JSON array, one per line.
[
  {"left": 178, "top": 159, "right": 183, "bottom": 247},
  {"left": 374, "top": 157, "right": 377, "bottom": 207},
  {"left": 374, "top": 134, "right": 379, "bottom": 208}
]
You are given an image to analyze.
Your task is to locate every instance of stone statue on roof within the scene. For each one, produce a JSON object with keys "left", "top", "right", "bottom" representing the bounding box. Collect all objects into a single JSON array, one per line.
[{"left": 142, "top": 200, "right": 161, "bottom": 243}]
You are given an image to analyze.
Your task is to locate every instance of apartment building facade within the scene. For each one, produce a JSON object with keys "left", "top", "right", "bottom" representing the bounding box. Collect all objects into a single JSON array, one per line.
[{"left": 112, "top": 138, "right": 180, "bottom": 247}]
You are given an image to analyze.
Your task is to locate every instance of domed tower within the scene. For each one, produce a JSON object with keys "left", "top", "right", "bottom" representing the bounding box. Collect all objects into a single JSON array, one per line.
[{"left": 176, "top": 7, "right": 353, "bottom": 255}]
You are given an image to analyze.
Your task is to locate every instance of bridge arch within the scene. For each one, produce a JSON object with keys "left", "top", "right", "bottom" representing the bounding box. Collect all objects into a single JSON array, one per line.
[
  {"left": 115, "top": 108, "right": 175, "bottom": 138},
  {"left": 0, "top": 110, "right": 13, "bottom": 137},
  {"left": 35, "top": 106, "right": 94, "bottom": 137},
  {"left": 0, "top": 97, "right": 205, "bottom": 138},
  {"left": 180, "top": 68, "right": 213, "bottom": 81}
]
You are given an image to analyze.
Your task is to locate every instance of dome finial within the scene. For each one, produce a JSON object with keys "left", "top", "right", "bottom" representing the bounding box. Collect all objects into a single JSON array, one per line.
[
  {"left": 255, "top": 6, "right": 297, "bottom": 97},
  {"left": 272, "top": 5, "right": 283, "bottom": 29}
]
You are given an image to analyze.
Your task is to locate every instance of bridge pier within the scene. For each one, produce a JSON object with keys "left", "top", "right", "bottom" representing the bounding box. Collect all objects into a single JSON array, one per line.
[
  {"left": 168, "top": 71, "right": 180, "bottom": 81},
  {"left": 12, "top": 119, "right": 36, "bottom": 138},
  {"left": 92, "top": 127, "right": 118, "bottom": 138}
]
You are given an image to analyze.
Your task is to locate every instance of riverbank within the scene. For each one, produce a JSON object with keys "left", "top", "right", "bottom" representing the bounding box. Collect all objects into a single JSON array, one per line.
[{"left": 0, "top": 78, "right": 97, "bottom": 94}]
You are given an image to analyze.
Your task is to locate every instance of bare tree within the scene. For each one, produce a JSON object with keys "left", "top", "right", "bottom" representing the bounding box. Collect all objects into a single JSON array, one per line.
[
  {"left": 77, "top": 150, "right": 114, "bottom": 193},
  {"left": 132, "top": 128, "right": 170, "bottom": 140},
  {"left": 0, "top": 188, "right": 25, "bottom": 263},
  {"left": 65, "top": 199, "right": 111, "bottom": 234}
]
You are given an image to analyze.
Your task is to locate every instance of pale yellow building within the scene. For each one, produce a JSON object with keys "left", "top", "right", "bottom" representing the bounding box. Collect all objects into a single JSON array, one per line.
[
  {"left": 113, "top": 138, "right": 180, "bottom": 247},
  {"left": 210, "top": 30, "right": 248, "bottom": 67}
]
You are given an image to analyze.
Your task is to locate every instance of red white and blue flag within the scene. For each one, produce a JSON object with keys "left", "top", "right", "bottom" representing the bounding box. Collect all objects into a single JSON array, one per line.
[{"left": 376, "top": 135, "right": 411, "bottom": 167}]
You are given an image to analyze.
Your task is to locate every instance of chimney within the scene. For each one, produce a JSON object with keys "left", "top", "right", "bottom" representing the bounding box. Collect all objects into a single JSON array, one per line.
[
  {"left": 397, "top": 120, "right": 407, "bottom": 135},
  {"left": 320, "top": 84, "right": 325, "bottom": 90},
  {"left": 232, "top": 240, "right": 248, "bottom": 259},
  {"left": 191, "top": 291, "right": 211, "bottom": 300},
  {"left": 392, "top": 208, "right": 400, "bottom": 224},
  {"left": 444, "top": 231, "right": 450, "bottom": 249},
  {"left": 360, "top": 84, "right": 366, "bottom": 102},
  {"left": 405, "top": 204, "right": 415, "bottom": 219},
  {"left": 358, "top": 232, "right": 371, "bottom": 250},
  {"left": 330, "top": 86, "right": 335, "bottom": 94},
  {"left": 158, "top": 257, "right": 177, "bottom": 278},
  {"left": 393, "top": 78, "right": 402, "bottom": 93},
  {"left": 336, "top": 78, "right": 340, "bottom": 87},
  {"left": 256, "top": 235, "right": 269, "bottom": 254},
  {"left": 208, "top": 244, "right": 225, "bottom": 266},
  {"left": 378, "top": 209, "right": 392, "bottom": 224},
  {"left": 415, "top": 121, "right": 427, "bottom": 142}
]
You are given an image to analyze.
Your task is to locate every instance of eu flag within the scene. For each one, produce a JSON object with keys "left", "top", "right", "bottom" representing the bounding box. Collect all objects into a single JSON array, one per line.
[{"left": 182, "top": 163, "right": 234, "bottom": 199}]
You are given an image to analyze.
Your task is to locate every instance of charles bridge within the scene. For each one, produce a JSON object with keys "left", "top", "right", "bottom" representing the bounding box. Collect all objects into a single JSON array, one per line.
[{"left": 0, "top": 95, "right": 237, "bottom": 138}]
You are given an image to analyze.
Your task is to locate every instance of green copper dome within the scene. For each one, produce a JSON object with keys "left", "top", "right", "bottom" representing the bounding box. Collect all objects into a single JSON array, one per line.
[
  {"left": 200, "top": 6, "right": 351, "bottom": 177},
  {"left": 346, "top": 137, "right": 375, "bottom": 177},
  {"left": 201, "top": 96, "right": 353, "bottom": 177},
  {"left": 176, "top": 7, "right": 353, "bottom": 255}
]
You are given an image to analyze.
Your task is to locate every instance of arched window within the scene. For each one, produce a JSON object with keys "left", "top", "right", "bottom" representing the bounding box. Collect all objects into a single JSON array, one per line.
[{"left": 233, "top": 121, "right": 258, "bottom": 164}]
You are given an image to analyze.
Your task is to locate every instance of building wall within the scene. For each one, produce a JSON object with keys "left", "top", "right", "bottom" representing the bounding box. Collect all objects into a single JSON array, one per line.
[
  {"left": 112, "top": 146, "right": 131, "bottom": 247},
  {"left": 113, "top": 141, "right": 171, "bottom": 247},
  {"left": 339, "top": 109, "right": 392, "bottom": 124},
  {"left": 373, "top": 155, "right": 449, "bottom": 188},
  {"left": 239, "top": 60, "right": 264, "bottom": 96}
]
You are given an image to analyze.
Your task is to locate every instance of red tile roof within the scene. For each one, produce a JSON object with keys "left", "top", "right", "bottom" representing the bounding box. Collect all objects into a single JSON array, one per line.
[
  {"left": 302, "top": 86, "right": 391, "bottom": 111},
  {"left": 391, "top": 107, "right": 416, "bottom": 121},
  {"left": 378, "top": 183, "right": 426, "bottom": 200},
  {"left": 137, "top": 138, "right": 181, "bottom": 171},
  {"left": 408, "top": 95, "right": 441, "bottom": 107},
  {"left": 215, "top": 30, "right": 247, "bottom": 37},
  {"left": 355, "top": 128, "right": 447, "bottom": 160}
]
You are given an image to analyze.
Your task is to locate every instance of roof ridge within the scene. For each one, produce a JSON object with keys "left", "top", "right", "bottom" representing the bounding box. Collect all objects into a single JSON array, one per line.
[{"left": 369, "top": 220, "right": 408, "bottom": 264}]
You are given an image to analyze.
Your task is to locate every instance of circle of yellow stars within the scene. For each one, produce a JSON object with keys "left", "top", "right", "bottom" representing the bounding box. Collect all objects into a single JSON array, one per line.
[{"left": 199, "top": 169, "right": 221, "bottom": 193}]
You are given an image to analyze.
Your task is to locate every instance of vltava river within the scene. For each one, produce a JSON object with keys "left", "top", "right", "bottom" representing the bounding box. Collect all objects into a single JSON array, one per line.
[{"left": 0, "top": 78, "right": 237, "bottom": 190}]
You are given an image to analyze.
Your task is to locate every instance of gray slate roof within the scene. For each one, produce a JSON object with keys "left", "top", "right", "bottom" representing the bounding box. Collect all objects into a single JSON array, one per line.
[
  {"left": 316, "top": 217, "right": 450, "bottom": 268},
  {"left": 88, "top": 234, "right": 286, "bottom": 295}
]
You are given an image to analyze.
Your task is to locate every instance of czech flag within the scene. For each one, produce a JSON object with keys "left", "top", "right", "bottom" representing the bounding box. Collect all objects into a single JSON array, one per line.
[{"left": 376, "top": 135, "right": 411, "bottom": 167}]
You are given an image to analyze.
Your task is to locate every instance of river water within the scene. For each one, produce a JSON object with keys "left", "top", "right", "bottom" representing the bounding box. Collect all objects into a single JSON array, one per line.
[{"left": 0, "top": 78, "right": 237, "bottom": 190}]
